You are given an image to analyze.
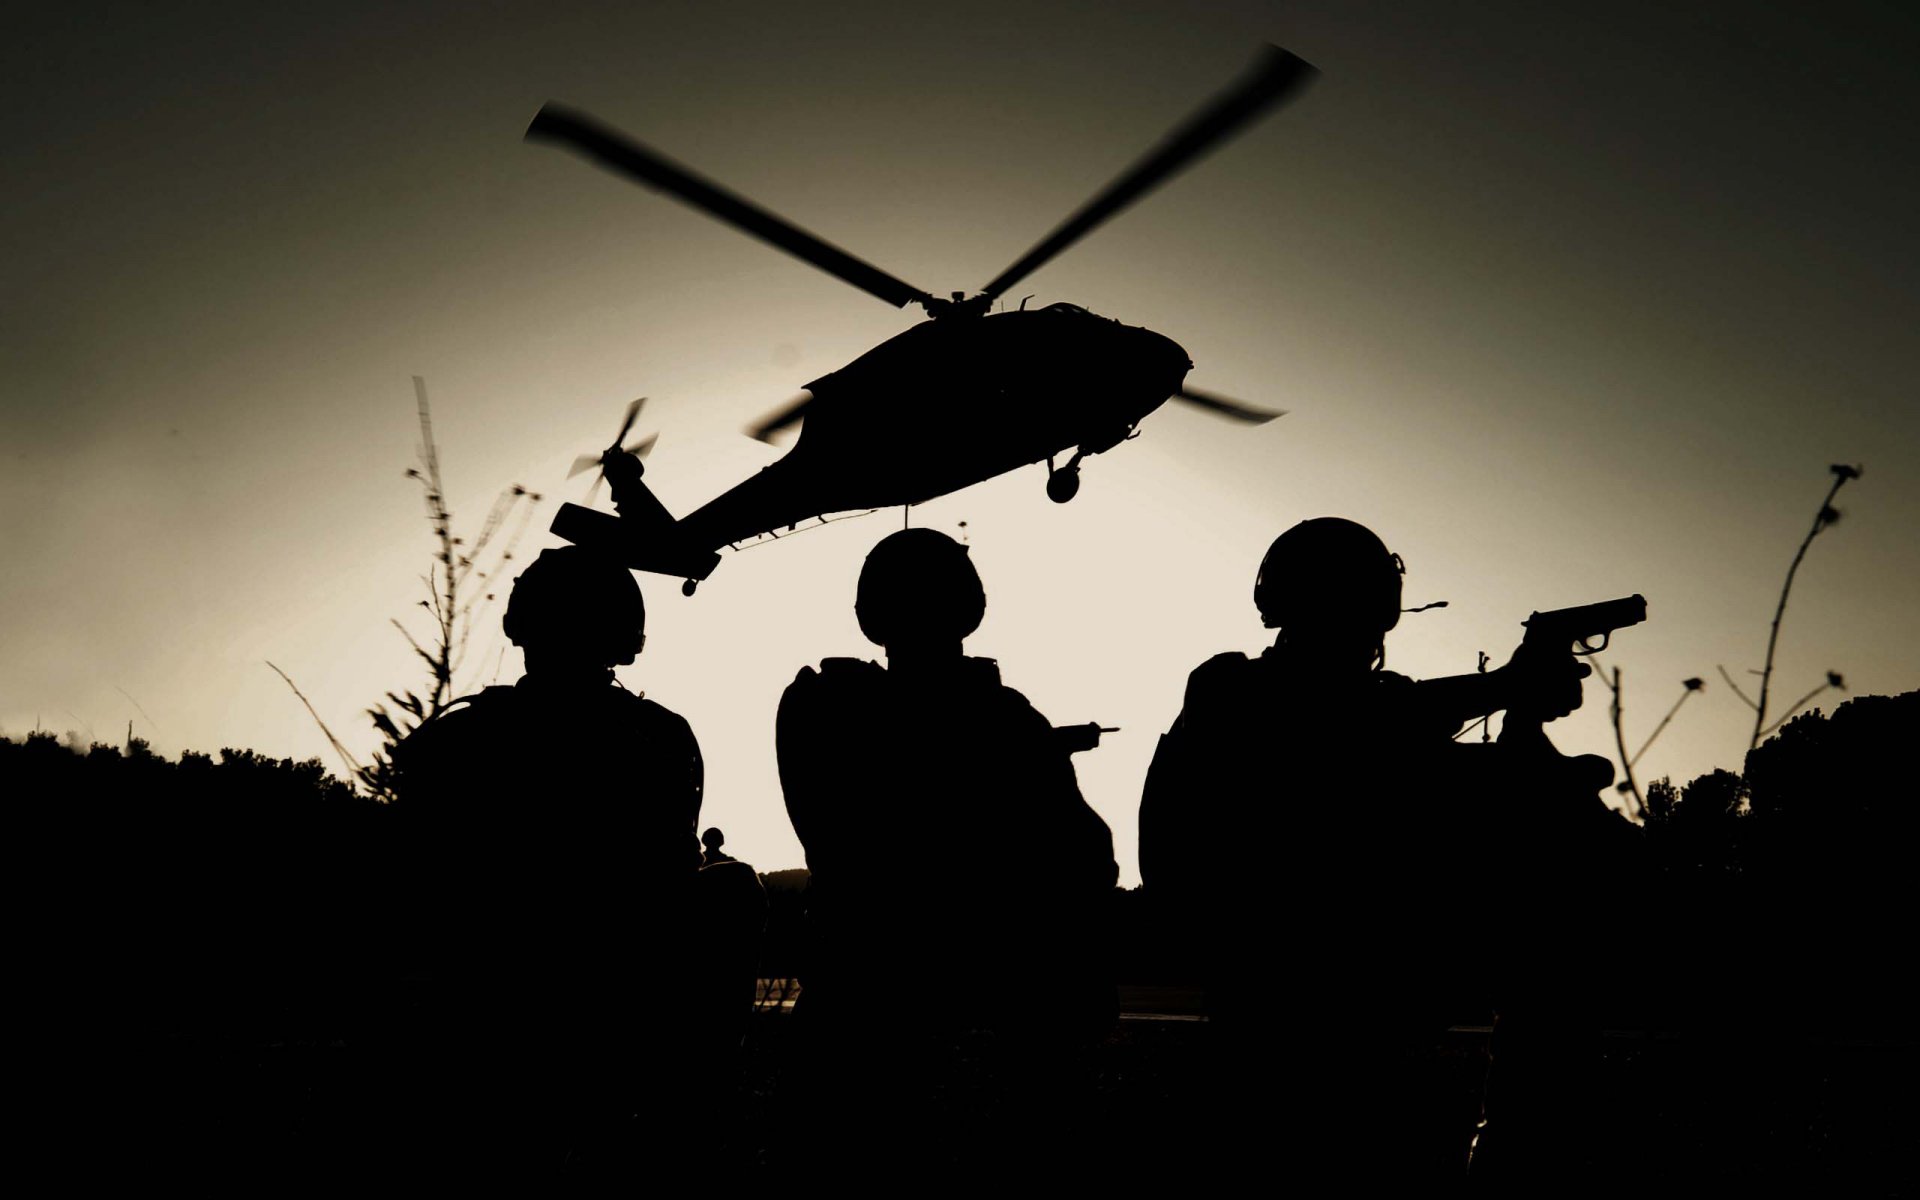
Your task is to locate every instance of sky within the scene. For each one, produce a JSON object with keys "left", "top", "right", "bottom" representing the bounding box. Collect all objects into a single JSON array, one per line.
[{"left": 5, "top": 0, "right": 1916, "bottom": 883}]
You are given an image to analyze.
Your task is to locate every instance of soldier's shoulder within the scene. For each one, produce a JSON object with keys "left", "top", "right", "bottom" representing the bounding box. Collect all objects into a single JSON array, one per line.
[
  {"left": 820, "top": 656, "right": 886, "bottom": 679},
  {"left": 786, "top": 656, "right": 885, "bottom": 691},
  {"left": 778, "top": 659, "right": 886, "bottom": 730},
  {"left": 1187, "top": 650, "right": 1255, "bottom": 691},
  {"left": 962, "top": 655, "right": 1006, "bottom": 687},
  {"left": 1168, "top": 652, "right": 1261, "bottom": 723},
  {"left": 974, "top": 660, "right": 1041, "bottom": 711},
  {"left": 398, "top": 687, "right": 518, "bottom": 751},
  {"left": 388, "top": 688, "right": 522, "bottom": 797},
  {"left": 447, "top": 684, "right": 522, "bottom": 713},
  {"left": 613, "top": 689, "right": 696, "bottom": 738}
]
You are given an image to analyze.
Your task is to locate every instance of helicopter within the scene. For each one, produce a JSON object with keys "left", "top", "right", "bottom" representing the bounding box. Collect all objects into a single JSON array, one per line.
[{"left": 532, "top": 44, "right": 1318, "bottom": 594}]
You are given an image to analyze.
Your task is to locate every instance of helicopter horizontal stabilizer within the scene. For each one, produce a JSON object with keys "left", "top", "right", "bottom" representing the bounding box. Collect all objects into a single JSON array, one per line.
[{"left": 549, "top": 502, "right": 722, "bottom": 583}]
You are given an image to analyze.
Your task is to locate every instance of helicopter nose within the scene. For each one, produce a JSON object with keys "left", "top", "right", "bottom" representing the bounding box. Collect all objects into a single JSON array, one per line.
[{"left": 1138, "top": 327, "right": 1192, "bottom": 389}]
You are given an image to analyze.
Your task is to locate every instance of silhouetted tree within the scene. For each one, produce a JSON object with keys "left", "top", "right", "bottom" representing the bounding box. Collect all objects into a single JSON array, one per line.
[
  {"left": 1636, "top": 691, "right": 1915, "bottom": 1034},
  {"left": 1644, "top": 768, "right": 1746, "bottom": 877}
]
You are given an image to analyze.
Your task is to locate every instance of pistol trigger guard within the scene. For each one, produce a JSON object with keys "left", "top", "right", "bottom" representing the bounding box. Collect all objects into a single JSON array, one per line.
[{"left": 1576, "top": 633, "right": 1609, "bottom": 655}]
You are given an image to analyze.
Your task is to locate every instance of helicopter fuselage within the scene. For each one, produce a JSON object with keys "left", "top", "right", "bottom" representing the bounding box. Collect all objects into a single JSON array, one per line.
[
  {"left": 676, "top": 305, "right": 1191, "bottom": 550},
  {"left": 534, "top": 44, "right": 1313, "bottom": 585}
]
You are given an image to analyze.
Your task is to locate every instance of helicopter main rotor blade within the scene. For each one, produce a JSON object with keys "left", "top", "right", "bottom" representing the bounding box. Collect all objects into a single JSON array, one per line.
[
  {"left": 979, "top": 45, "right": 1317, "bottom": 301},
  {"left": 1175, "top": 385, "right": 1286, "bottom": 424},
  {"left": 528, "top": 105, "right": 935, "bottom": 311},
  {"left": 747, "top": 394, "right": 812, "bottom": 443}
]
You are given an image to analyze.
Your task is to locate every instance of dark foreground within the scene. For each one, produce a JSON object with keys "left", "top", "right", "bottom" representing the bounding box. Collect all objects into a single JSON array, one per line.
[{"left": 80, "top": 1003, "right": 1916, "bottom": 1190}]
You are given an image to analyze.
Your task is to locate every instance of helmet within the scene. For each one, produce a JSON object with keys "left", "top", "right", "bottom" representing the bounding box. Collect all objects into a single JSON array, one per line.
[
  {"left": 855, "top": 529, "right": 986, "bottom": 649},
  {"left": 502, "top": 546, "right": 646, "bottom": 666},
  {"left": 1253, "top": 517, "right": 1404, "bottom": 635}
]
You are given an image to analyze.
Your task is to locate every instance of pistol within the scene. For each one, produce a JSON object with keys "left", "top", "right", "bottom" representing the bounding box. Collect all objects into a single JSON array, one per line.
[
  {"left": 1054, "top": 723, "right": 1120, "bottom": 754},
  {"left": 1520, "top": 595, "right": 1647, "bottom": 655}
]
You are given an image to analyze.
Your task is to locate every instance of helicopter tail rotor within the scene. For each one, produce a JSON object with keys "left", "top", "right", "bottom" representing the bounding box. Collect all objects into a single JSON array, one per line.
[
  {"left": 574, "top": 398, "right": 659, "bottom": 506},
  {"left": 570, "top": 432, "right": 659, "bottom": 479},
  {"left": 550, "top": 401, "right": 719, "bottom": 584},
  {"left": 609, "top": 394, "right": 644, "bottom": 446},
  {"left": 1173, "top": 385, "right": 1285, "bottom": 425}
]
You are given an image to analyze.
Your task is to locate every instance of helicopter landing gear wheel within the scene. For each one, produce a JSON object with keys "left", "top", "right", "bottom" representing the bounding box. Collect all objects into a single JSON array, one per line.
[
  {"left": 681, "top": 578, "right": 699, "bottom": 597},
  {"left": 1046, "top": 452, "right": 1083, "bottom": 503}
]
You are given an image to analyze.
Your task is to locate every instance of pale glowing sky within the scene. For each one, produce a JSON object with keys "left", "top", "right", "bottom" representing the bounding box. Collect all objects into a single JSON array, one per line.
[{"left": 5, "top": 0, "right": 1916, "bottom": 882}]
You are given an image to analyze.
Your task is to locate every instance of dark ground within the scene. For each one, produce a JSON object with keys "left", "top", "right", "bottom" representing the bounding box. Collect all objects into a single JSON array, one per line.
[
  {"left": 735, "top": 1012, "right": 1916, "bottom": 1189},
  {"left": 82, "top": 1001, "right": 1916, "bottom": 1190}
]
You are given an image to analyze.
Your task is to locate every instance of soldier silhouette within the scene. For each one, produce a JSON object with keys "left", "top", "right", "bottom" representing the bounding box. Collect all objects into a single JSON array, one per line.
[
  {"left": 387, "top": 546, "right": 710, "bottom": 1179},
  {"left": 700, "top": 826, "right": 736, "bottom": 866},
  {"left": 1140, "top": 517, "right": 1621, "bottom": 1188},
  {"left": 692, "top": 825, "right": 768, "bottom": 1083},
  {"left": 776, "top": 528, "right": 1118, "bottom": 1175}
]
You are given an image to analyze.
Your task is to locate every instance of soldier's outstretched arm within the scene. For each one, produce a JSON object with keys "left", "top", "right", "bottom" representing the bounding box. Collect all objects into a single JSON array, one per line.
[
  {"left": 1402, "top": 671, "right": 1512, "bottom": 735},
  {"left": 1000, "top": 682, "right": 1118, "bottom": 891},
  {"left": 1404, "top": 647, "right": 1591, "bottom": 734}
]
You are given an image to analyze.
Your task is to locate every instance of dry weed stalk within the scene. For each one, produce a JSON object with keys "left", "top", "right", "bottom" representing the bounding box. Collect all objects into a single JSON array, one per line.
[
  {"left": 274, "top": 377, "right": 542, "bottom": 798},
  {"left": 1720, "top": 464, "right": 1860, "bottom": 750},
  {"left": 1590, "top": 464, "right": 1859, "bottom": 816}
]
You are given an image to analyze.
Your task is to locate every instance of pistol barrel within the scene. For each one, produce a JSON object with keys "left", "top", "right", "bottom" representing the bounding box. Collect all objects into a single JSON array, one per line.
[{"left": 1522, "top": 594, "right": 1648, "bottom": 651}]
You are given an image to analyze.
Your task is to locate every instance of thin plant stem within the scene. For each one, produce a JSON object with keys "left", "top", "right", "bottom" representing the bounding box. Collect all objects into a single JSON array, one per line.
[
  {"left": 1750, "top": 471, "right": 1854, "bottom": 749},
  {"left": 1631, "top": 686, "right": 1696, "bottom": 768},
  {"left": 112, "top": 686, "right": 161, "bottom": 733},
  {"left": 1760, "top": 683, "right": 1832, "bottom": 737},
  {"left": 343, "top": 378, "right": 543, "bottom": 800},
  {"left": 267, "top": 661, "right": 364, "bottom": 778},
  {"left": 1716, "top": 664, "right": 1759, "bottom": 711},
  {"left": 1607, "top": 666, "right": 1646, "bottom": 819}
]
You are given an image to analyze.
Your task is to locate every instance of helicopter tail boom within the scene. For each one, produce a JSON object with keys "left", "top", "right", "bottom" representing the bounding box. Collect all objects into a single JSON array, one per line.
[{"left": 550, "top": 501, "right": 722, "bottom": 582}]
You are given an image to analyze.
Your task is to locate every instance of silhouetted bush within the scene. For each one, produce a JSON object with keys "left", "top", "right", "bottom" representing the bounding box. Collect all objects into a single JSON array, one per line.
[
  {"left": 1638, "top": 690, "right": 1915, "bottom": 1033},
  {"left": 12, "top": 731, "right": 396, "bottom": 1052}
]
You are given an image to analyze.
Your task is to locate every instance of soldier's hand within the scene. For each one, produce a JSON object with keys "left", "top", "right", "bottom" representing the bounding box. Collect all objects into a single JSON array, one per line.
[{"left": 1499, "top": 642, "right": 1590, "bottom": 721}]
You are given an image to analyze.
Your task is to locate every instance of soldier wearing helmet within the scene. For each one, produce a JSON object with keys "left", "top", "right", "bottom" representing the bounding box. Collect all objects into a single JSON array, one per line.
[
  {"left": 396, "top": 545, "right": 702, "bottom": 869},
  {"left": 775, "top": 528, "right": 1117, "bottom": 1174},
  {"left": 1255, "top": 516, "right": 1406, "bottom": 652},
  {"left": 389, "top": 545, "right": 707, "bottom": 1177},
  {"left": 1139, "top": 517, "right": 1594, "bottom": 1184}
]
